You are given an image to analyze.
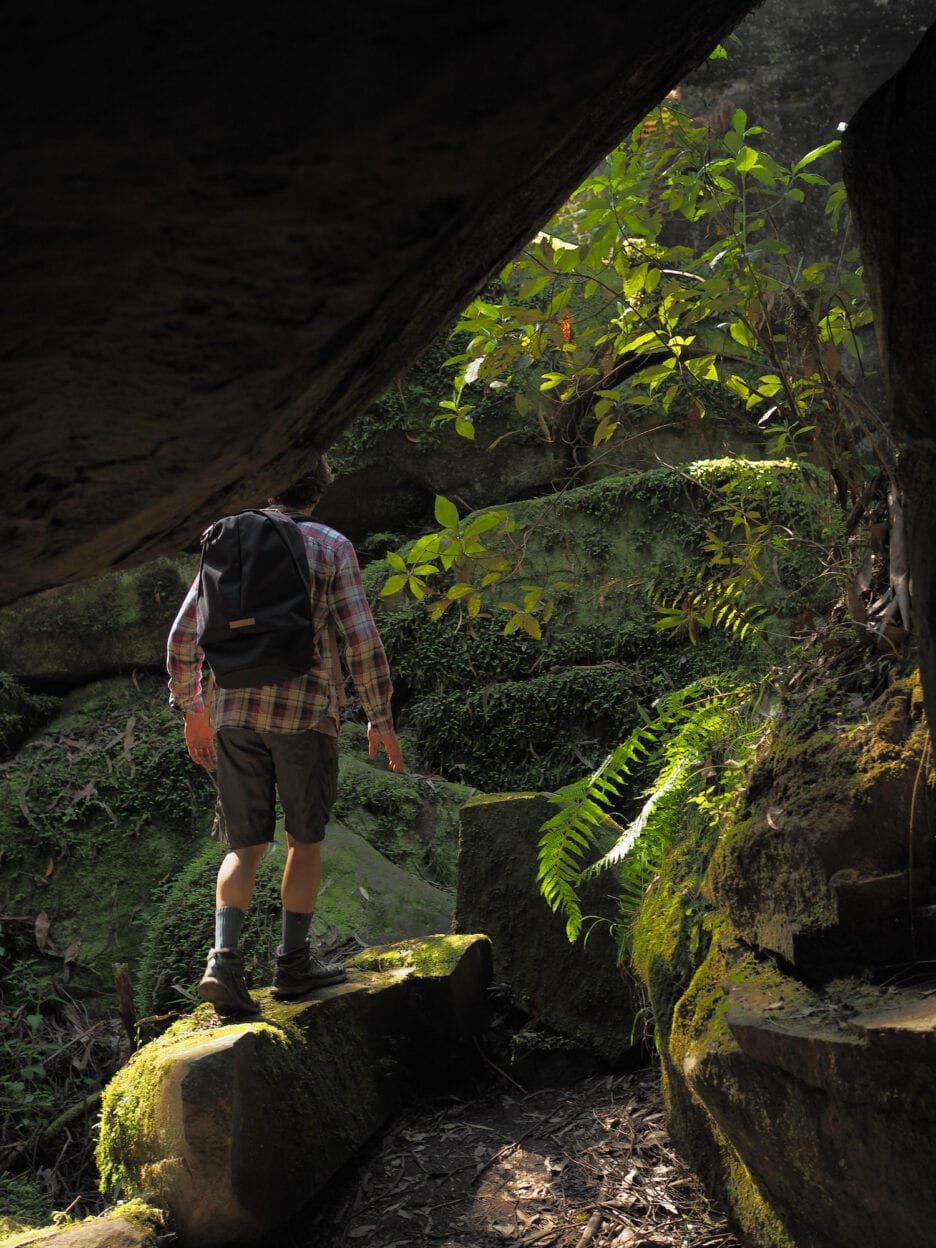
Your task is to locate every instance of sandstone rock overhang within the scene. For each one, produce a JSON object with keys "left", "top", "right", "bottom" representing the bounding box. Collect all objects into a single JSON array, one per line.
[
  {"left": 95, "top": 934, "right": 491, "bottom": 1246},
  {"left": 1, "top": 1, "right": 759, "bottom": 606}
]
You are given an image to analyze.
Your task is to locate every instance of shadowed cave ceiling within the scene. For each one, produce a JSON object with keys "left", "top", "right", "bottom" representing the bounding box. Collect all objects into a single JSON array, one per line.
[
  {"left": 4, "top": 0, "right": 936, "bottom": 653},
  {"left": 2, "top": 0, "right": 763, "bottom": 605}
]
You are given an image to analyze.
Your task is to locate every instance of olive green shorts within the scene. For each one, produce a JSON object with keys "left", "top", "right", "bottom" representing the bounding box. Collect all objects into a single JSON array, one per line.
[{"left": 212, "top": 727, "right": 339, "bottom": 848}]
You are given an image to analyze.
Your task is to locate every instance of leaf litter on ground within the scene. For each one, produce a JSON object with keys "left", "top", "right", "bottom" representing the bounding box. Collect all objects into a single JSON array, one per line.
[{"left": 273, "top": 1066, "right": 742, "bottom": 1248}]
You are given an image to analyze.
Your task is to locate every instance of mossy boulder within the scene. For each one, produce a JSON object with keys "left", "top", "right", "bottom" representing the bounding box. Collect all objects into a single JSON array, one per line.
[
  {"left": 136, "top": 820, "right": 457, "bottom": 1013},
  {"left": 667, "top": 921, "right": 936, "bottom": 1248},
  {"left": 0, "top": 557, "right": 198, "bottom": 685},
  {"left": 708, "top": 673, "right": 934, "bottom": 970},
  {"left": 372, "top": 460, "right": 838, "bottom": 791},
  {"left": 0, "top": 1203, "right": 162, "bottom": 1248},
  {"left": 316, "top": 337, "right": 563, "bottom": 545},
  {"left": 333, "top": 721, "right": 473, "bottom": 889},
  {"left": 455, "top": 791, "right": 636, "bottom": 1065},
  {"left": 96, "top": 935, "right": 491, "bottom": 1246},
  {"left": 0, "top": 676, "right": 215, "bottom": 998},
  {"left": 633, "top": 660, "right": 936, "bottom": 1247}
]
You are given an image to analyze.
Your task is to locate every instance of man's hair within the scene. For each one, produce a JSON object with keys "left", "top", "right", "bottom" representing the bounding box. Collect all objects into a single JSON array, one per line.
[{"left": 268, "top": 454, "right": 335, "bottom": 509}]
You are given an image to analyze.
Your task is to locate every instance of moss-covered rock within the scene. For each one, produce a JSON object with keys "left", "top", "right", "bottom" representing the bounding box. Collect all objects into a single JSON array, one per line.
[
  {"left": 455, "top": 791, "right": 637, "bottom": 1065},
  {"left": 0, "top": 672, "right": 59, "bottom": 757},
  {"left": 0, "top": 1203, "right": 162, "bottom": 1247},
  {"left": 708, "top": 671, "right": 933, "bottom": 969},
  {"left": 0, "top": 676, "right": 214, "bottom": 995},
  {"left": 334, "top": 721, "right": 472, "bottom": 889},
  {"left": 96, "top": 936, "right": 491, "bottom": 1246},
  {"left": 316, "top": 337, "right": 562, "bottom": 546},
  {"left": 136, "top": 820, "right": 457, "bottom": 1013},
  {"left": 373, "top": 460, "right": 838, "bottom": 790},
  {"left": 633, "top": 657, "right": 936, "bottom": 1248},
  {"left": 0, "top": 557, "right": 198, "bottom": 686}
]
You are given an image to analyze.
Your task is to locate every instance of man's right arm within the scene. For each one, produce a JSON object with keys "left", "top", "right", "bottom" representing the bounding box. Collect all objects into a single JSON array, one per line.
[
  {"left": 167, "top": 578, "right": 206, "bottom": 714},
  {"left": 167, "top": 578, "right": 217, "bottom": 769}
]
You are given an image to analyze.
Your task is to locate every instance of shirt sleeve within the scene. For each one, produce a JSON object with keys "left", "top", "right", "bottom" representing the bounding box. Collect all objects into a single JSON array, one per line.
[
  {"left": 167, "top": 576, "right": 207, "bottom": 714},
  {"left": 327, "top": 539, "right": 395, "bottom": 732}
]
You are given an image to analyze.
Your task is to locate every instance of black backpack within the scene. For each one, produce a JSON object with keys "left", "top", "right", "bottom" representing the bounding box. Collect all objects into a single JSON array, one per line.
[{"left": 195, "top": 509, "right": 316, "bottom": 689}]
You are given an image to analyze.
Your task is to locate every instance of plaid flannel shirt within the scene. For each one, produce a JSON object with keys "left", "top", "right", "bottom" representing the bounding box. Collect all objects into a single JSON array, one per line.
[{"left": 167, "top": 517, "right": 394, "bottom": 734}]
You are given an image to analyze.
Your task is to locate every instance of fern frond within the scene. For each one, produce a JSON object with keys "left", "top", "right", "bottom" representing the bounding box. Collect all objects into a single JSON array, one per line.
[
  {"left": 581, "top": 756, "right": 691, "bottom": 880},
  {"left": 537, "top": 674, "right": 762, "bottom": 946}
]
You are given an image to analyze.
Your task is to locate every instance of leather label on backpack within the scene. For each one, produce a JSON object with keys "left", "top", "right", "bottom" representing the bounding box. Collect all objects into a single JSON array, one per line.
[{"left": 229, "top": 618, "right": 257, "bottom": 629}]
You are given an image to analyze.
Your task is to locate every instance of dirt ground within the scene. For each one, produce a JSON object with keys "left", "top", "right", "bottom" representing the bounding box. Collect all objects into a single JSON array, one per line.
[{"left": 269, "top": 1065, "right": 743, "bottom": 1248}]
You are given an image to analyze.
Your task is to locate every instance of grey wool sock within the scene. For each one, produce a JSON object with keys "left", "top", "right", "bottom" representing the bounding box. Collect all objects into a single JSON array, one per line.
[
  {"left": 215, "top": 905, "right": 246, "bottom": 952},
  {"left": 280, "top": 909, "right": 313, "bottom": 956}
]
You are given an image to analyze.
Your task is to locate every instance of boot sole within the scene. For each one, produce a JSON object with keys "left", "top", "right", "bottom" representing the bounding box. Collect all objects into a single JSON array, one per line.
[
  {"left": 198, "top": 977, "right": 259, "bottom": 1017},
  {"left": 271, "top": 971, "right": 348, "bottom": 998}
]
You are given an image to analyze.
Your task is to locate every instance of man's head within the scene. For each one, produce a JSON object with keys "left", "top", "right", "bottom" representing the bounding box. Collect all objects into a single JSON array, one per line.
[{"left": 268, "top": 454, "right": 335, "bottom": 511}]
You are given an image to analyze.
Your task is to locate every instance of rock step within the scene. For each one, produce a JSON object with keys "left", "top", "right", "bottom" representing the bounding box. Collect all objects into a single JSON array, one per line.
[
  {"left": 790, "top": 871, "right": 936, "bottom": 968},
  {"left": 95, "top": 934, "right": 491, "bottom": 1247}
]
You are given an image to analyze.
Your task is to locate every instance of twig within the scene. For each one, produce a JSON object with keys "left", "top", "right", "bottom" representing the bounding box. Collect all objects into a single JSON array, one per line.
[
  {"left": 577, "top": 1210, "right": 602, "bottom": 1246},
  {"left": 473, "top": 1037, "right": 528, "bottom": 1093},
  {"left": 113, "top": 963, "right": 137, "bottom": 1045},
  {"left": 41, "top": 1089, "right": 103, "bottom": 1143}
]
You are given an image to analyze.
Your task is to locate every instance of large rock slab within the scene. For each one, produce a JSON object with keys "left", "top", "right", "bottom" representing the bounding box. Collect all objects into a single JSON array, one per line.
[
  {"left": 455, "top": 792, "right": 635, "bottom": 1065},
  {"left": 0, "top": 557, "right": 197, "bottom": 685},
  {"left": 97, "top": 935, "right": 491, "bottom": 1246},
  {"left": 672, "top": 931, "right": 936, "bottom": 1248},
  {"left": 0, "top": 1205, "right": 161, "bottom": 1248}
]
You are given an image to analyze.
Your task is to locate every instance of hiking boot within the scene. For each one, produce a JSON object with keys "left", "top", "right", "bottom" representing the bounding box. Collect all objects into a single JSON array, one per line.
[
  {"left": 197, "top": 948, "right": 258, "bottom": 1017},
  {"left": 272, "top": 942, "right": 348, "bottom": 998}
]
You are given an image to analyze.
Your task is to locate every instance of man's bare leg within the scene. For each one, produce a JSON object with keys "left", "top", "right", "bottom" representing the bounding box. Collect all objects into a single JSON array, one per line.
[{"left": 273, "top": 836, "right": 346, "bottom": 993}]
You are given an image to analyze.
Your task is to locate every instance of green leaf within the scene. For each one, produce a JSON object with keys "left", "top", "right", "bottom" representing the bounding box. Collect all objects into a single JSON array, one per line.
[
  {"left": 380, "top": 575, "right": 407, "bottom": 597},
  {"left": 729, "top": 320, "right": 757, "bottom": 349},
  {"left": 386, "top": 551, "right": 407, "bottom": 572},
  {"left": 793, "top": 141, "right": 840, "bottom": 172},
  {"left": 540, "top": 374, "right": 566, "bottom": 391},
  {"left": 434, "top": 495, "right": 460, "bottom": 529},
  {"left": 447, "top": 583, "right": 475, "bottom": 600},
  {"left": 464, "top": 511, "right": 506, "bottom": 539}
]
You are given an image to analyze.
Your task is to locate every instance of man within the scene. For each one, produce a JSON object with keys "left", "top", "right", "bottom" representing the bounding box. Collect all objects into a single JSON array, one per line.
[{"left": 167, "top": 455, "right": 404, "bottom": 1016}]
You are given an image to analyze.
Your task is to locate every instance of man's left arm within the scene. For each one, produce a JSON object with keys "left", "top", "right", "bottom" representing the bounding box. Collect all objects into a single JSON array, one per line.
[{"left": 329, "top": 542, "right": 404, "bottom": 772}]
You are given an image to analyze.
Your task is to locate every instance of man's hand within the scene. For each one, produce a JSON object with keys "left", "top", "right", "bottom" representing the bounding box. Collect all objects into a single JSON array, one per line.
[
  {"left": 367, "top": 723, "right": 405, "bottom": 773},
  {"left": 184, "top": 710, "right": 216, "bottom": 770}
]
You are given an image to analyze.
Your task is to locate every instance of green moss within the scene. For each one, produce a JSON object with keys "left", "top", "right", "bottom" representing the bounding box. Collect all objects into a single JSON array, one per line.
[
  {"left": 0, "top": 1172, "right": 55, "bottom": 1238},
  {"left": 347, "top": 933, "right": 485, "bottom": 978},
  {"left": 718, "top": 1128, "right": 797, "bottom": 1248},
  {"left": 328, "top": 331, "right": 529, "bottom": 477},
  {"left": 333, "top": 743, "right": 472, "bottom": 889},
  {"left": 96, "top": 1011, "right": 290, "bottom": 1198},
  {"left": 632, "top": 807, "right": 721, "bottom": 1051},
  {"left": 371, "top": 461, "right": 835, "bottom": 792},
  {"left": 407, "top": 649, "right": 740, "bottom": 791},
  {"left": 0, "top": 673, "right": 59, "bottom": 758},
  {"left": 0, "top": 677, "right": 214, "bottom": 989}
]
